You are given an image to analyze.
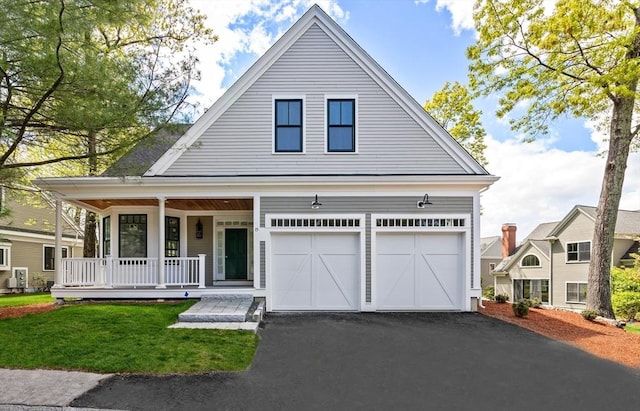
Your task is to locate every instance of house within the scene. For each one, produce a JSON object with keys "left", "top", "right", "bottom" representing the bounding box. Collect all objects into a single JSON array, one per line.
[
  {"left": 0, "top": 185, "right": 83, "bottom": 294},
  {"left": 34, "top": 5, "right": 497, "bottom": 312},
  {"left": 479, "top": 235, "right": 502, "bottom": 290},
  {"left": 493, "top": 206, "right": 640, "bottom": 311}
]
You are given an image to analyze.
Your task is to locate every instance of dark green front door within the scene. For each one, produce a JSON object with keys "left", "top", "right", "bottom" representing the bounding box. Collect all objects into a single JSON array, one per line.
[{"left": 225, "top": 228, "right": 247, "bottom": 280}]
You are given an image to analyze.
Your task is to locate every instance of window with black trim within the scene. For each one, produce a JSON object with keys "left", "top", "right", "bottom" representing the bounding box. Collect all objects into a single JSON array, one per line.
[
  {"left": 327, "top": 99, "right": 355, "bottom": 152},
  {"left": 566, "top": 282, "right": 587, "bottom": 303},
  {"left": 103, "top": 216, "right": 111, "bottom": 256},
  {"left": 521, "top": 254, "right": 541, "bottom": 267},
  {"left": 567, "top": 241, "right": 590, "bottom": 262},
  {"left": 165, "top": 216, "right": 180, "bottom": 257},
  {"left": 43, "top": 245, "right": 68, "bottom": 271},
  {"left": 275, "top": 99, "right": 302, "bottom": 152},
  {"left": 119, "top": 214, "right": 147, "bottom": 258}
]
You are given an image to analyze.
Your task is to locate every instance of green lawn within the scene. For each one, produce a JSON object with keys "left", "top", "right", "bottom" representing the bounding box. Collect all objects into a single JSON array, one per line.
[
  {"left": 0, "top": 300, "right": 258, "bottom": 374},
  {"left": 626, "top": 322, "right": 640, "bottom": 334},
  {"left": 0, "top": 293, "right": 54, "bottom": 307}
]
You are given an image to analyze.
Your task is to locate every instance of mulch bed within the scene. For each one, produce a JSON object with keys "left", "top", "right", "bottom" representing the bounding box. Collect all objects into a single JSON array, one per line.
[
  {"left": 479, "top": 301, "right": 640, "bottom": 369},
  {"left": 0, "top": 303, "right": 59, "bottom": 319}
]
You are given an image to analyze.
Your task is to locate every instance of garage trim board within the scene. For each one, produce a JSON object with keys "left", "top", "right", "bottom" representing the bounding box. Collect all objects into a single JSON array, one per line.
[
  {"left": 371, "top": 214, "right": 471, "bottom": 311},
  {"left": 266, "top": 214, "right": 366, "bottom": 311}
]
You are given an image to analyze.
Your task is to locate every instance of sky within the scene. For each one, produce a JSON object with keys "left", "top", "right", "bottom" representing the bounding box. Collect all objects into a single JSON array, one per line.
[{"left": 185, "top": 0, "right": 640, "bottom": 239}]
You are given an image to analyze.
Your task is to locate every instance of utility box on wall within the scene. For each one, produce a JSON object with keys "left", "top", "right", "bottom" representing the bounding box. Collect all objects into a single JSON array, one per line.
[{"left": 11, "top": 267, "right": 28, "bottom": 289}]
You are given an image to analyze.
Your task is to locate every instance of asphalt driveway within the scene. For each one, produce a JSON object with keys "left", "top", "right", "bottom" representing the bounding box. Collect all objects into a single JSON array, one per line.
[{"left": 73, "top": 312, "right": 639, "bottom": 411}]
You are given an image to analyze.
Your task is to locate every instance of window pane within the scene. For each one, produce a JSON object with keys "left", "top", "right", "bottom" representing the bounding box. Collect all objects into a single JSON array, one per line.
[
  {"left": 541, "top": 280, "right": 549, "bottom": 303},
  {"left": 579, "top": 283, "right": 588, "bottom": 302},
  {"left": 329, "top": 101, "right": 341, "bottom": 125},
  {"left": 514, "top": 280, "right": 523, "bottom": 300},
  {"left": 276, "top": 127, "right": 302, "bottom": 151},
  {"left": 288, "top": 101, "right": 301, "bottom": 125},
  {"left": 567, "top": 283, "right": 578, "bottom": 302},
  {"left": 328, "top": 127, "right": 354, "bottom": 151},
  {"left": 44, "top": 247, "right": 54, "bottom": 270},
  {"left": 276, "top": 101, "right": 289, "bottom": 125},
  {"left": 0, "top": 249, "right": 4, "bottom": 265},
  {"left": 579, "top": 242, "right": 590, "bottom": 261},
  {"left": 341, "top": 101, "right": 353, "bottom": 125},
  {"left": 120, "top": 214, "right": 147, "bottom": 258}
]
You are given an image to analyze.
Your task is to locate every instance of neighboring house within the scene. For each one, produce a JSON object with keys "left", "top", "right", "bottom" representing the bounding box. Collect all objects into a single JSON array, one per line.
[
  {"left": 479, "top": 235, "right": 501, "bottom": 290},
  {"left": 0, "top": 185, "right": 84, "bottom": 294},
  {"left": 35, "top": 5, "right": 497, "bottom": 312},
  {"left": 493, "top": 206, "right": 640, "bottom": 311}
]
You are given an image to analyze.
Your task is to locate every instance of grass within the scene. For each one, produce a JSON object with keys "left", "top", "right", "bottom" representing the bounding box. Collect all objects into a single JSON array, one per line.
[
  {"left": 626, "top": 322, "right": 640, "bottom": 334},
  {"left": 0, "top": 300, "right": 258, "bottom": 374},
  {"left": 0, "top": 293, "right": 54, "bottom": 307}
]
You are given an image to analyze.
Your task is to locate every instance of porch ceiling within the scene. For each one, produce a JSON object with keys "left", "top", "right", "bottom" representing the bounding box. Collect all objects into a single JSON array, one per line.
[{"left": 80, "top": 198, "right": 253, "bottom": 211}]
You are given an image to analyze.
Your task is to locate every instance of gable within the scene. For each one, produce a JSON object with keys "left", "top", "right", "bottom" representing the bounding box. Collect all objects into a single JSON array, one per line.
[{"left": 150, "top": 7, "right": 486, "bottom": 178}]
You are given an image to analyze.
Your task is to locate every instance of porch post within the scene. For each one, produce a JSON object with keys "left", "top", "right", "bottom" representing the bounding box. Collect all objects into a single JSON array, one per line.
[
  {"left": 53, "top": 197, "right": 63, "bottom": 288},
  {"left": 253, "top": 195, "right": 261, "bottom": 289},
  {"left": 198, "top": 254, "right": 206, "bottom": 288},
  {"left": 156, "top": 196, "right": 166, "bottom": 288}
]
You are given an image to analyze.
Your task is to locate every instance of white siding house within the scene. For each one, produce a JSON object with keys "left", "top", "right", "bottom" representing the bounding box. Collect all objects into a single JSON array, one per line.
[{"left": 35, "top": 5, "right": 497, "bottom": 312}]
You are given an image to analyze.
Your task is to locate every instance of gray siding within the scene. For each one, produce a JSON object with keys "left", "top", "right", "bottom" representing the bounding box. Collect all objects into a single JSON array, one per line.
[
  {"left": 260, "top": 241, "right": 266, "bottom": 289},
  {"left": 260, "top": 196, "right": 474, "bottom": 303},
  {"left": 187, "top": 216, "right": 214, "bottom": 286},
  {"left": 164, "top": 24, "right": 468, "bottom": 176}
]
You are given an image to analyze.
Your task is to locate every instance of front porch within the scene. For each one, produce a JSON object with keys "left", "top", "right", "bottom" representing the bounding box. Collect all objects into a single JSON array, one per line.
[{"left": 54, "top": 255, "right": 265, "bottom": 300}]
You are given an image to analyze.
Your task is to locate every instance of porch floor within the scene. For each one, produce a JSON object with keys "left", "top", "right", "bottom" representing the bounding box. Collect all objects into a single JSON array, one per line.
[{"left": 170, "top": 294, "right": 263, "bottom": 332}]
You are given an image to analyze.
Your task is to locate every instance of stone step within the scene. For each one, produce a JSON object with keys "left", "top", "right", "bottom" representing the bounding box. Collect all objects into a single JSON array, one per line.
[{"left": 178, "top": 296, "right": 253, "bottom": 323}]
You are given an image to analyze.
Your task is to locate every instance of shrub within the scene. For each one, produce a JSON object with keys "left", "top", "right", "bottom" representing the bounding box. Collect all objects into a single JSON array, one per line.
[
  {"left": 581, "top": 309, "right": 598, "bottom": 321},
  {"left": 482, "top": 286, "right": 495, "bottom": 301},
  {"left": 495, "top": 293, "right": 509, "bottom": 303},
  {"left": 530, "top": 297, "right": 542, "bottom": 308},
  {"left": 611, "top": 291, "right": 640, "bottom": 321},
  {"left": 512, "top": 301, "right": 529, "bottom": 317},
  {"left": 522, "top": 299, "right": 533, "bottom": 307}
]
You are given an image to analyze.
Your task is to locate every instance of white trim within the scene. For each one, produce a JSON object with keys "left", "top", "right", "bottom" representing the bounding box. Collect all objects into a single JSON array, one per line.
[
  {"left": 142, "top": 6, "right": 487, "bottom": 176},
  {"left": 371, "top": 213, "right": 471, "bottom": 311},
  {"left": 324, "top": 94, "right": 358, "bottom": 154},
  {"left": 265, "top": 213, "right": 366, "bottom": 312},
  {"left": 272, "top": 95, "right": 306, "bottom": 154},
  {"left": 0, "top": 244, "right": 11, "bottom": 270},
  {"left": 214, "top": 216, "right": 254, "bottom": 281},
  {"left": 519, "top": 254, "right": 542, "bottom": 268}
]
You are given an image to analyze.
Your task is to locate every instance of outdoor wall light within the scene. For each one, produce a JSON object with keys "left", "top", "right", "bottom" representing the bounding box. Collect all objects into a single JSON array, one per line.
[
  {"left": 417, "top": 193, "right": 433, "bottom": 208},
  {"left": 195, "top": 219, "right": 203, "bottom": 238},
  {"left": 311, "top": 194, "right": 322, "bottom": 209}
]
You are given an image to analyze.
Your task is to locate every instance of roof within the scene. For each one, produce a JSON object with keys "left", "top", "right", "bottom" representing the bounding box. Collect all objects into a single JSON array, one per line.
[
  {"left": 480, "top": 236, "right": 501, "bottom": 258},
  {"left": 144, "top": 4, "right": 489, "bottom": 177},
  {"left": 548, "top": 205, "right": 640, "bottom": 238},
  {"left": 621, "top": 242, "right": 639, "bottom": 261},
  {"left": 102, "top": 124, "right": 190, "bottom": 177},
  {"left": 0, "top": 185, "right": 84, "bottom": 239}
]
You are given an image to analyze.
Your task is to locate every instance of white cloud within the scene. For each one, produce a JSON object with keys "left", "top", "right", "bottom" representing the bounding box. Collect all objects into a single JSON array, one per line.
[
  {"left": 481, "top": 131, "right": 640, "bottom": 238},
  {"left": 416, "top": 0, "right": 475, "bottom": 35}
]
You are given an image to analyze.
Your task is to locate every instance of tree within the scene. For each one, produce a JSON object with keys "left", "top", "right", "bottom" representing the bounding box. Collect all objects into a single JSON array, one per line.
[
  {"left": 423, "top": 81, "right": 488, "bottom": 166},
  {"left": 1, "top": 0, "right": 216, "bottom": 256},
  {"left": 467, "top": 0, "right": 640, "bottom": 318}
]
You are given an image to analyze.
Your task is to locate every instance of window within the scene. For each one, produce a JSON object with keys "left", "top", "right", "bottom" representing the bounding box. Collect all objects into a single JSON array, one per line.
[
  {"left": 521, "top": 254, "right": 541, "bottom": 267},
  {"left": 119, "top": 214, "right": 147, "bottom": 258},
  {"left": 275, "top": 99, "right": 303, "bottom": 152},
  {"left": 513, "top": 279, "right": 549, "bottom": 303},
  {"left": 165, "top": 216, "right": 180, "bottom": 257},
  {"left": 0, "top": 244, "right": 10, "bottom": 270},
  {"left": 327, "top": 99, "right": 355, "bottom": 152},
  {"left": 103, "top": 216, "right": 111, "bottom": 256},
  {"left": 567, "top": 241, "right": 590, "bottom": 262},
  {"left": 43, "top": 245, "right": 69, "bottom": 271},
  {"left": 566, "top": 282, "right": 587, "bottom": 303}
]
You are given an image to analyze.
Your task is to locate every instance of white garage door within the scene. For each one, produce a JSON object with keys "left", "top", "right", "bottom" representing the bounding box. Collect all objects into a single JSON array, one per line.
[
  {"left": 376, "top": 232, "right": 463, "bottom": 310},
  {"left": 271, "top": 232, "right": 360, "bottom": 310}
]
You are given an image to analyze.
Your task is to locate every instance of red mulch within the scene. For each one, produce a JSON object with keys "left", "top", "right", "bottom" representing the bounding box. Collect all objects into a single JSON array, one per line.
[
  {"left": 0, "top": 303, "right": 59, "bottom": 319},
  {"left": 480, "top": 301, "right": 640, "bottom": 369}
]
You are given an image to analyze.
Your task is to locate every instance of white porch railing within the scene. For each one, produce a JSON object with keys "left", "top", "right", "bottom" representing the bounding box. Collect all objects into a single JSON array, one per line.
[{"left": 61, "top": 255, "right": 206, "bottom": 288}]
